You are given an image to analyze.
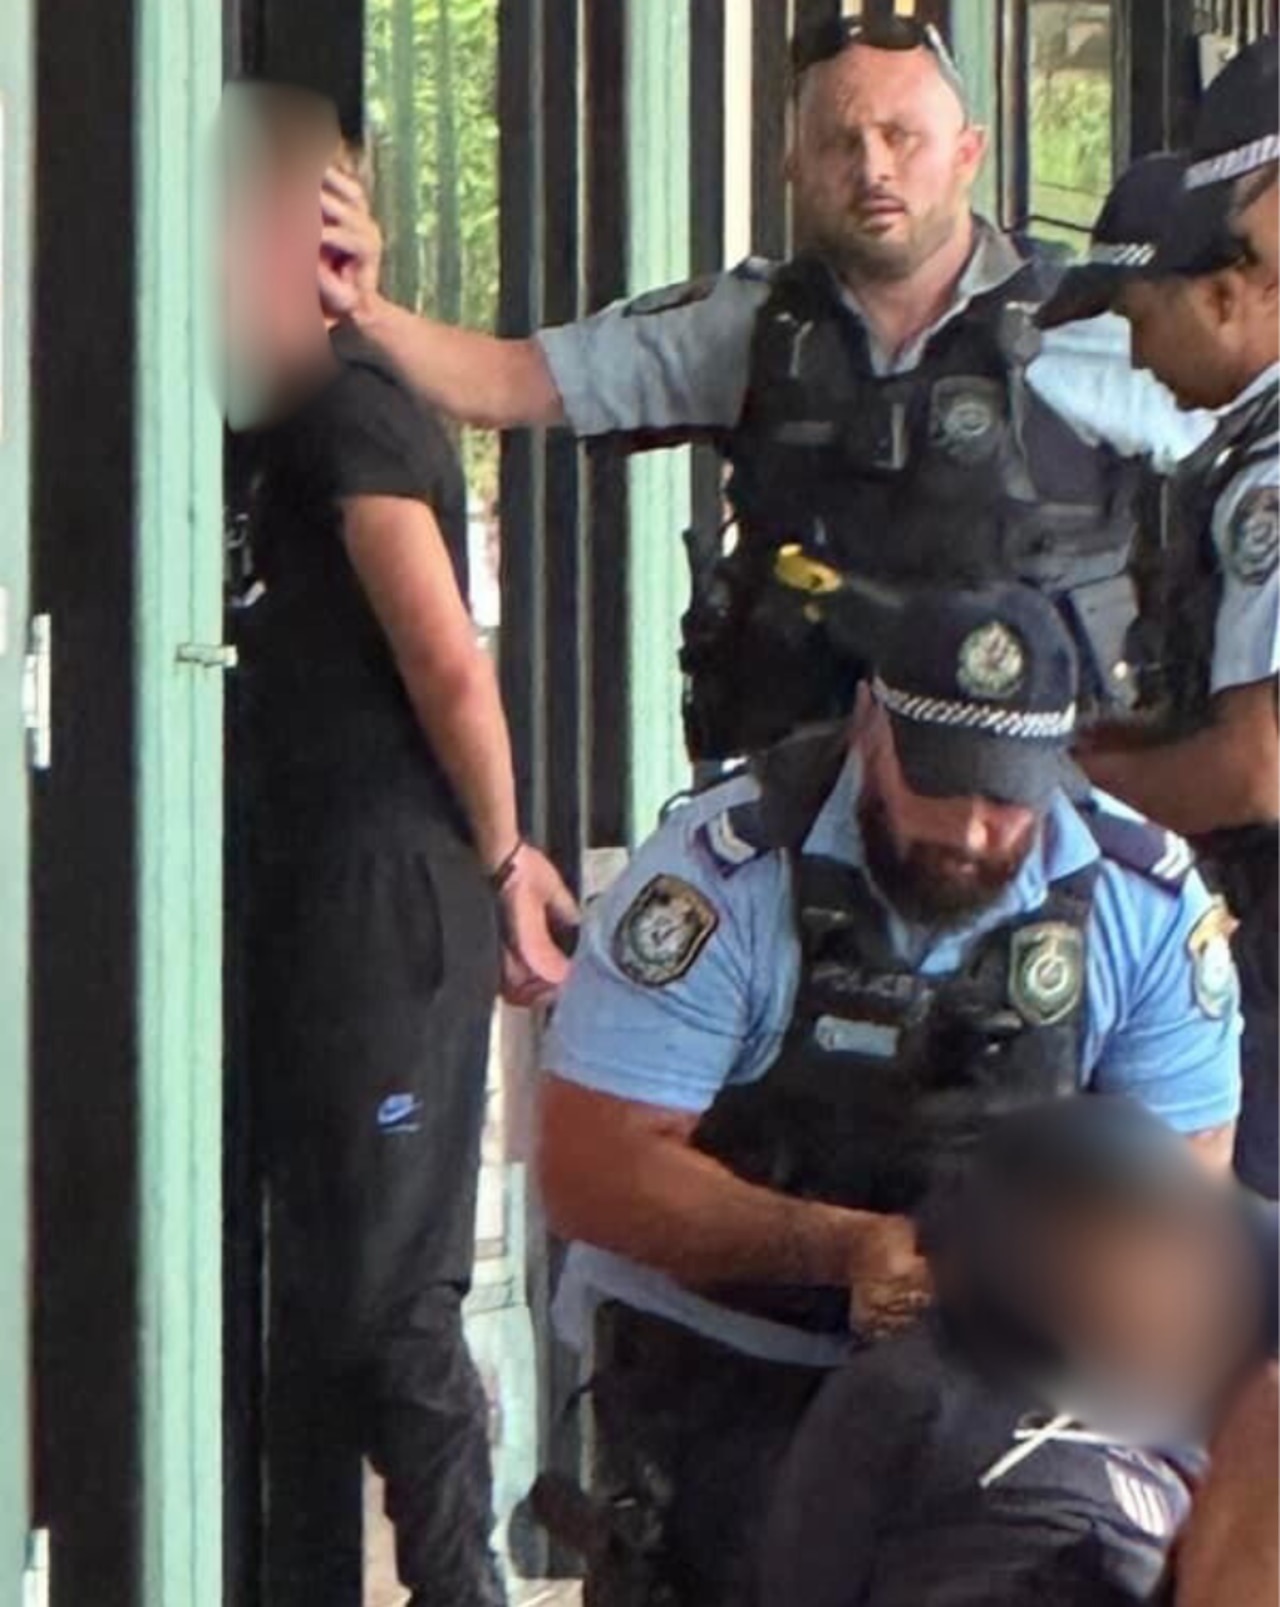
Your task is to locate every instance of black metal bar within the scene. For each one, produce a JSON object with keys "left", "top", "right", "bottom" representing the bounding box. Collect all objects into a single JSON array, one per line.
[
  {"left": 32, "top": 0, "right": 142, "bottom": 1599},
  {"left": 258, "top": 0, "right": 365, "bottom": 136},
  {"left": 498, "top": 0, "right": 546, "bottom": 842},
  {"left": 752, "top": 0, "right": 791, "bottom": 257},
  {"left": 585, "top": 0, "right": 631, "bottom": 848},
  {"left": 539, "top": 0, "right": 585, "bottom": 887}
]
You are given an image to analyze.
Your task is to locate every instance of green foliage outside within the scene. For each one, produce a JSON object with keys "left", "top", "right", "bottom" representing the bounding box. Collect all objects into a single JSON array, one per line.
[
  {"left": 365, "top": 0, "right": 501, "bottom": 503},
  {"left": 1028, "top": 71, "right": 1113, "bottom": 252}
]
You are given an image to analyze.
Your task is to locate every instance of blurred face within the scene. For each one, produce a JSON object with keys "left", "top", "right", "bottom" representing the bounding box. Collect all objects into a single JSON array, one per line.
[
  {"left": 858, "top": 704, "right": 1038, "bottom": 924},
  {"left": 1117, "top": 264, "right": 1276, "bottom": 410},
  {"left": 788, "top": 44, "right": 987, "bottom": 284},
  {"left": 1029, "top": 1197, "right": 1263, "bottom": 1441},
  {"left": 218, "top": 104, "right": 335, "bottom": 425}
]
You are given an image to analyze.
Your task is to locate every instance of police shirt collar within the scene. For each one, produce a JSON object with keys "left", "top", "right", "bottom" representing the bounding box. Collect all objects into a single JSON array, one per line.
[
  {"left": 1228, "top": 360, "right": 1280, "bottom": 417},
  {"left": 803, "top": 755, "right": 1100, "bottom": 956},
  {"left": 831, "top": 216, "right": 1024, "bottom": 373}
]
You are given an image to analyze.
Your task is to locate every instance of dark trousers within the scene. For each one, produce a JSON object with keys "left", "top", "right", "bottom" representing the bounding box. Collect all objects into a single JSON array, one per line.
[
  {"left": 585, "top": 1303, "right": 827, "bottom": 1607},
  {"left": 247, "top": 804, "right": 504, "bottom": 1607}
]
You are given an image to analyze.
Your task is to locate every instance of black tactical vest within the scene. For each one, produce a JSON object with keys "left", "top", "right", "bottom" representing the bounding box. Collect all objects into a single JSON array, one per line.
[
  {"left": 1133, "top": 380, "right": 1280, "bottom": 1005},
  {"left": 688, "top": 729, "right": 1189, "bottom": 1332},
  {"left": 681, "top": 252, "right": 1141, "bottom": 757},
  {"left": 1135, "top": 380, "right": 1280, "bottom": 730}
]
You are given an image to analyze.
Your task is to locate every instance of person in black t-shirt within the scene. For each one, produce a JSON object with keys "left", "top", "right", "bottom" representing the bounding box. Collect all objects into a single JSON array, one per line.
[{"left": 219, "top": 82, "right": 577, "bottom": 1606}]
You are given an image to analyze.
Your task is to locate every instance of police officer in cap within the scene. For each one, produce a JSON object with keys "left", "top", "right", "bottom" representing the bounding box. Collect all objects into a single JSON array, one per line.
[
  {"left": 317, "top": 16, "right": 1213, "bottom": 760},
  {"left": 1038, "top": 35, "right": 1279, "bottom": 1199},
  {"left": 533, "top": 582, "right": 1240, "bottom": 1606}
]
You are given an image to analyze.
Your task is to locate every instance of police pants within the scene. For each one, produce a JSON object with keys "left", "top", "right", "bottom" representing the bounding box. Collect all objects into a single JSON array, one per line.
[
  {"left": 247, "top": 806, "right": 504, "bottom": 1607},
  {"left": 586, "top": 1303, "right": 827, "bottom": 1607}
]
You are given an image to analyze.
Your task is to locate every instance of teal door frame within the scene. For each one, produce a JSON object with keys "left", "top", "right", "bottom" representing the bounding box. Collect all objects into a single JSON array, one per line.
[
  {"left": 0, "top": 0, "right": 34, "bottom": 1595},
  {"left": 135, "top": 0, "right": 225, "bottom": 1601}
]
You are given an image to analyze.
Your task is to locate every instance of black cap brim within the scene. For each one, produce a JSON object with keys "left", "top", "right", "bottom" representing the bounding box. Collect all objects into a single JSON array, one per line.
[
  {"left": 890, "top": 717, "right": 1069, "bottom": 810},
  {"left": 1035, "top": 263, "right": 1135, "bottom": 330}
]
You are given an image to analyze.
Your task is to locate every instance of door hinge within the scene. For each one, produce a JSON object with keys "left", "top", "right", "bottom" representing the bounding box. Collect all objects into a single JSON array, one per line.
[
  {"left": 23, "top": 1530, "right": 50, "bottom": 1607},
  {"left": 22, "top": 614, "right": 52, "bottom": 773}
]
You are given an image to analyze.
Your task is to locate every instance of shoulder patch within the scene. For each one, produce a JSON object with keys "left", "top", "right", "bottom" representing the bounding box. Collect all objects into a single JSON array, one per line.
[
  {"left": 624, "top": 275, "right": 719, "bottom": 318},
  {"left": 1084, "top": 807, "right": 1194, "bottom": 892},
  {"left": 613, "top": 875, "right": 720, "bottom": 987},
  {"left": 1227, "top": 484, "right": 1279, "bottom": 586},
  {"left": 1187, "top": 896, "right": 1240, "bottom": 1020}
]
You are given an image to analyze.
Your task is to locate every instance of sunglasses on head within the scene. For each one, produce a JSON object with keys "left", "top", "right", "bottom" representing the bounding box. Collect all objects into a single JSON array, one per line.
[{"left": 790, "top": 14, "right": 967, "bottom": 111}]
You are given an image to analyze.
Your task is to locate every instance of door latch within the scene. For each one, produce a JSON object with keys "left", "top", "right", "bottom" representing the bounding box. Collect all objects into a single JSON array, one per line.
[
  {"left": 22, "top": 614, "right": 52, "bottom": 773},
  {"left": 176, "top": 642, "right": 239, "bottom": 671},
  {"left": 24, "top": 1530, "right": 50, "bottom": 1607}
]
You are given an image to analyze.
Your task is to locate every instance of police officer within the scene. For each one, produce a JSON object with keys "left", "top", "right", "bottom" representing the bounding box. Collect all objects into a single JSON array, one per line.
[
  {"left": 219, "top": 83, "right": 577, "bottom": 1605},
  {"left": 534, "top": 582, "right": 1241, "bottom": 1606},
  {"left": 317, "top": 15, "right": 1215, "bottom": 760},
  {"left": 761, "top": 1097, "right": 1275, "bottom": 1607},
  {"left": 1038, "top": 37, "right": 1279, "bottom": 1199}
]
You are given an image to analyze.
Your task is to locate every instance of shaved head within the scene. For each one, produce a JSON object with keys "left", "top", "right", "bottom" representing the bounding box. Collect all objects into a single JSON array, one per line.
[{"left": 788, "top": 43, "right": 986, "bottom": 285}]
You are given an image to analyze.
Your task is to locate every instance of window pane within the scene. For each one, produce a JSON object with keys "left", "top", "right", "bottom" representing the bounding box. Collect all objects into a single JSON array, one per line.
[
  {"left": 1026, "top": 1, "right": 1115, "bottom": 251},
  {"left": 365, "top": 0, "right": 501, "bottom": 630}
]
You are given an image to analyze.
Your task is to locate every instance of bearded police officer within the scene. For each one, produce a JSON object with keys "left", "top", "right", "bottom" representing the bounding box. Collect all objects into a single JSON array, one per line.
[
  {"left": 532, "top": 583, "right": 1240, "bottom": 1607},
  {"left": 317, "top": 14, "right": 1213, "bottom": 760},
  {"left": 1040, "top": 37, "right": 1279, "bottom": 1199}
]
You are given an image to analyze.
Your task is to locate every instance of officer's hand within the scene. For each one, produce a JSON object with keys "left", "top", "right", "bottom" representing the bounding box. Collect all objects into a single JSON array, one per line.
[
  {"left": 497, "top": 846, "right": 581, "bottom": 1009},
  {"left": 319, "top": 166, "right": 382, "bottom": 319},
  {"left": 847, "top": 1213, "right": 933, "bottom": 1340}
]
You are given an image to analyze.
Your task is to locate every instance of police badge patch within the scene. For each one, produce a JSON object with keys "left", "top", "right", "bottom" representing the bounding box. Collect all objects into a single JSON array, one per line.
[
  {"left": 957, "top": 622, "right": 1027, "bottom": 701},
  {"left": 1187, "top": 897, "right": 1239, "bottom": 1020},
  {"left": 930, "top": 379, "right": 1003, "bottom": 465},
  {"left": 614, "top": 875, "right": 720, "bottom": 987},
  {"left": 1009, "top": 922, "right": 1085, "bottom": 1027},
  {"left": 623, "top": 276, "right": 718, "bottom": 318},
  {"left": 1227, "top": 484, "right": 1279, "bottom": 586}
]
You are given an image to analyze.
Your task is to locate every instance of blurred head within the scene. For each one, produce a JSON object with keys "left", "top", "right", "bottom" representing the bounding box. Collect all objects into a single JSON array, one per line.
[
  {"left": 929, "top": 1099, "right": 1268, "bottom": 1444},
  {"left": 787, "top": 18, "right": 986, "bottom": 285},
  {"left": 218, "top": 81, "right": 342, "bottom": 426}
]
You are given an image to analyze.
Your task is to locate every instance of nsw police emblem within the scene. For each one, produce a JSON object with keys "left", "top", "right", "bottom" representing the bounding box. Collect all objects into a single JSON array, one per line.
[
  {"left": 1186, "top": 896, "right": 1239, "bottom": 1020},
  {"left": 957, "top": 621, "right": 1027, "bottom": 701},
  {"left": 931, "top": 381, "right": 1002, "bottom": 464},
  {"left": 614, "top": 875, "right": 719, "bottom": 988},
  {"left": 1009, "top": 922, "right": 1084, "bottom": 1027},
  {"left": 1227, "top": 484, "right": 1279, "bottom": 586}
]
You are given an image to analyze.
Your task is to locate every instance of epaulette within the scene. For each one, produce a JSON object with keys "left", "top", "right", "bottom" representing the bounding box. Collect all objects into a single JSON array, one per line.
[
  {"left": 1081, "top": 802, "right": 1195, "bottom": 893},
  {"left": 730, "top": 256, "right": 780, "bottom": 285},
  {"left": 699, "top": 724, "right": 848, "bottom": 876}
]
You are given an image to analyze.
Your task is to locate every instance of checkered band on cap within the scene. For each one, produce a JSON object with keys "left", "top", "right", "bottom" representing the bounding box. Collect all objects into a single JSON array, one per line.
[
  {"left": 1088, "top": 241, "right": 1157, "bottom": 266},
  {"left": 872, "top": 676, "right": 1077, "bottom": 741},
  {"left": 1186, "top": 133, "right": 1280, "bottom": 190}
]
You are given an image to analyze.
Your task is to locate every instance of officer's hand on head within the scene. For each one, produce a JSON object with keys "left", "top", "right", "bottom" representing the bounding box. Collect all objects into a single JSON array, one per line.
[
  {"left": 846, "top": 1212, "right": 934, "bottom": 1340},
  {"left": 319, "top": 166, "right": 382, "bottom": 319},
  {"left": 496, "top": 845, "right": 581, "bottom": 1010}
]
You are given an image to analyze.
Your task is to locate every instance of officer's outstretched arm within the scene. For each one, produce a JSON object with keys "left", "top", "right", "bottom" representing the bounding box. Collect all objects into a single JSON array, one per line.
[
  {"left": 537, "top": 1074, "right": 928, "bottom": 1313},
  {"left": 320, "top": 165, "right": 565, "bottom": 429},
  {"left": 1078, "top": 679, "right": 1279, "bottom": 836}
]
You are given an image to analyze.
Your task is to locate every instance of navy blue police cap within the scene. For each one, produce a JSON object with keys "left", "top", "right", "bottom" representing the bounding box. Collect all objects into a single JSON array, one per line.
[
  {"left": 871, "top": 583, "right": 1077, "bottom": 810},
  {"left": 1036, "top": 153, "right": 1191, "bottom": 330},
  {"left": 1151, "top": 33, "right": 1279, "bottom": 276}
]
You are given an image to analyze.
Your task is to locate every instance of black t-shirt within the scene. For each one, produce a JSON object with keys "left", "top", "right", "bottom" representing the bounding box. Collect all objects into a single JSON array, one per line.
[{"left": 232, "top": 323, "right": 470, "bottom": 832}]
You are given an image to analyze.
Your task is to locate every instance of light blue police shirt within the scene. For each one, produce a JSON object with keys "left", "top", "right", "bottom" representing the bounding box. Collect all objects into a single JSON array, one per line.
[
  {"left": 535, "top": 218, "right": 1215, "bottom": 471},
  {"left": 1205, "top": 362, "right": 1280, "bottom": 693},
  {"left": 543, "top": 754, "right": 1243, "bottom": 1367}
]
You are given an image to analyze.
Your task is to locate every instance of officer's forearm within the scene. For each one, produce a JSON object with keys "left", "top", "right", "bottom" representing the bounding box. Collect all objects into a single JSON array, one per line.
[
  {"left": 1079, "top": 685, "right": 1279, "bottom": 834},
  {"left": 538, "top": 1079, "right": 876, "bottom": 1289},
  {"left": 353, "top": 294, "right": 566, "bottom": 430}
]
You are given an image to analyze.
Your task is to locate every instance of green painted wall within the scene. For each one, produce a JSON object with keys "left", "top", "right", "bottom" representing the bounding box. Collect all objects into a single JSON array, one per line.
[
  {"left": 625, "top": 0, "right": 693, "bottom": 839},
  {"left": 134, "top": 0, "right": 225, "bottom": 1601},
  {"left": 0, "top": 0, "right": 34, "bottom": 1594}
]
